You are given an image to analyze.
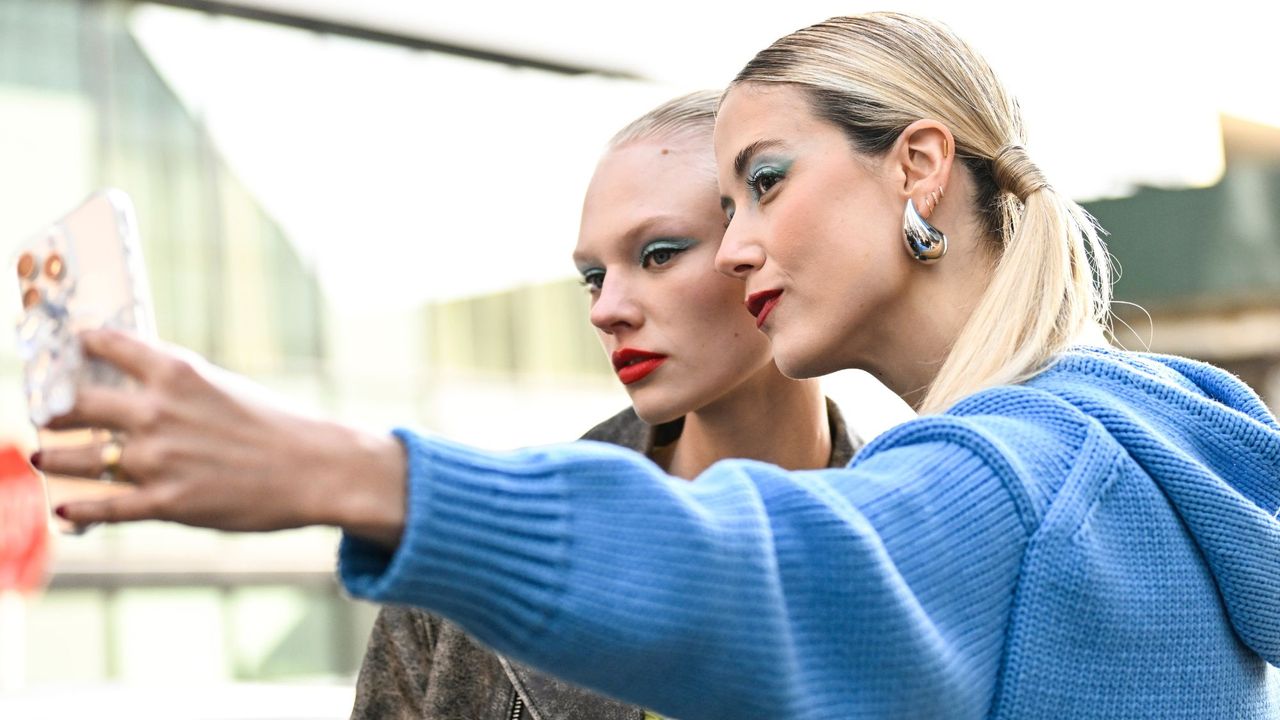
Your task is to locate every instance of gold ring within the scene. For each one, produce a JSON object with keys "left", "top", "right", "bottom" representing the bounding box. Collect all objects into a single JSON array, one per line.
[{"left": 100, "top": 435, "right": 125, "bottom": 482}]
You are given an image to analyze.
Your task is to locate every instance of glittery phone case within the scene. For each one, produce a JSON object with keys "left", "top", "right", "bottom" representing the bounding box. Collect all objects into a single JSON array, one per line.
[{"left": 14, "top": 189, "right": 155, "bottom": 532}]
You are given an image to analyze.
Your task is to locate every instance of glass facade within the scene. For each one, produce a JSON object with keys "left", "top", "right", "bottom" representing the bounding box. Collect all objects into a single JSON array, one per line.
[{"left": 0, "top": 0, "right": 628, "bottom": 694}]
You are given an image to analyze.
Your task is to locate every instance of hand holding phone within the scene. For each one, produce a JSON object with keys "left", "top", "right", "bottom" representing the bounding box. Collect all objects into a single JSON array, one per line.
[{"left": 13, "top": 189, "right": 155, "bottom": 532}]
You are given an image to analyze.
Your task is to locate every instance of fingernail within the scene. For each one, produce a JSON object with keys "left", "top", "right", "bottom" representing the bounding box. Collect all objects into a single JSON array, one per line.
[
  {"left": 54, "top": 505, "right": 68, "bottom": 520},
  {"left": 30, "top": 451, "right": 42, "bottom": 469}
]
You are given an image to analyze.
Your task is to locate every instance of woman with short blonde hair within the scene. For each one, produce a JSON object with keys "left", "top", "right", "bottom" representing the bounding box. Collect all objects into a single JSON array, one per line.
[{"left": 349, "top": 90, "right": 857, "bottom": 720}]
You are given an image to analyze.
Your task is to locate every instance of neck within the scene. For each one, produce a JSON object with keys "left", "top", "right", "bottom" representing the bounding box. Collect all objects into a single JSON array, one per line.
[
  {"left": 859, "top": 227, "right": 997, "bottom": 411},
  {"left": 662, "top": 365, "right": 830, "bottom": 480}
]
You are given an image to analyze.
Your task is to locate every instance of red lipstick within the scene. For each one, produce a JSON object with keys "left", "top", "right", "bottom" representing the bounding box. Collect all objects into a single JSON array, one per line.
[
  {"left": 612, "top": 348, "right": 668, "bottom": 385},
  {"left": 745, "top": 289, "right": 783, "bottom": 329}
]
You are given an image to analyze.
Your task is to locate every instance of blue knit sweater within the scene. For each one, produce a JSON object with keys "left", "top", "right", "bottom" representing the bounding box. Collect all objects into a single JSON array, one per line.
[{"left": 340, "top": 347, "right": 1280, "bottom": 719}]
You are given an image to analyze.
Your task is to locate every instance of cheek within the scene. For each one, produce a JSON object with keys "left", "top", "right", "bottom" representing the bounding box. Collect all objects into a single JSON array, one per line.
[
  {"left": 682, "top": 271, "right": 753, "bottom": 332},
  {"left": 762, "top": 194, "right": 831, "bottom": 271},
  {"left": 682, "top": 276, "right": 774, "bottom": 369},
  {"left": 774, "top": 186, "right": 902, "bottom": 283}
]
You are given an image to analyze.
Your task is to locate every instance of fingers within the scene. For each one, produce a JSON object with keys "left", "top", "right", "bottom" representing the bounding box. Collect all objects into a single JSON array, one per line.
[
  {"left": 36, "top": 436, "right": 132, "bottom": 482},
  {"left": 46, "top": 383, "right": 151, "bottom": 431},
  {"left": 79, "top": 329, "right": 165, "bottom": 384},
  {"left": 57, "top": 487, "right": 167, "bottom": 525}
]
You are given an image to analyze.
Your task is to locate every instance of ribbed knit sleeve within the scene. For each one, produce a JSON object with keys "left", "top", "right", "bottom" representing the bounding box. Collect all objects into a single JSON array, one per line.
[{"left": 339, "top": 426, "right": 1035, "bottom": 720}]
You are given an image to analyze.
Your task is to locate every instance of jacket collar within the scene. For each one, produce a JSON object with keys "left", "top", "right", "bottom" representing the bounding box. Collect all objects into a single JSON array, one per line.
[{"left": 500, "top": 655, "right": 642, "bottom": 720}]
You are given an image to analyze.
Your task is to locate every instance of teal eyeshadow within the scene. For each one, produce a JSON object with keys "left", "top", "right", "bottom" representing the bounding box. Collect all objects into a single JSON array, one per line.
[
  {"left": 749, "top": 156, "right": 793, "bottom": 177},
  {"left": 747, "top": 156, "right": 793, "bottom": 199},
  {"left": 639, "top": 237, "right": 697, "bottom": 264}
]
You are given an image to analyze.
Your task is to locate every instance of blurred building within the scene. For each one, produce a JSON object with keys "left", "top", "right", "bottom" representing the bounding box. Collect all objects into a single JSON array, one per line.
[
  {"left": 0, "top": 0, "right": 642, "bottom": 699},
  {"left": 0, "top": 0, "right": 365, "bottom": 694},
  {"left": 1094, "top": 115, "right": 1280, "bottom": 408}
]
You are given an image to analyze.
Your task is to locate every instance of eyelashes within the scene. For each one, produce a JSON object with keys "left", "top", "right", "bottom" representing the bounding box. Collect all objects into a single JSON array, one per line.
[
  {"left": 639, "top": 238, "right": 695, "bottom": 268},
  {"left": 747, "top": 164, "right": 786, "bottom": 200},
  {"left": 720, "top": 156, "right": 791, "bottom": 227},
  {"left": 580, "top": 269, "right": 605, "bottom": 292},
  {"left": 578, "top": 237, "right": 697, "bottom": 294}
]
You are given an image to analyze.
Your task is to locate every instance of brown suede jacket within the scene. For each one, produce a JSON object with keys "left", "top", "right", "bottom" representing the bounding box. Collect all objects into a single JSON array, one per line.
[{"left": 349, "top": 401, "right": 860, "bottom": 720}]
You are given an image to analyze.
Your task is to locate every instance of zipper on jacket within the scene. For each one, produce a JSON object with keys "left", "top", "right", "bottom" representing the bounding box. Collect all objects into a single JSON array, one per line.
[{"left": 509, "top": 693, "right": 525, "bottom": 720}]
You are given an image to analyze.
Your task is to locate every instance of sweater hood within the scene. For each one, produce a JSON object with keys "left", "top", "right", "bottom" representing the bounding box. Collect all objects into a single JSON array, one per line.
[{"left": 1037, "top": 347, "right": 1280, "bottom": 664}]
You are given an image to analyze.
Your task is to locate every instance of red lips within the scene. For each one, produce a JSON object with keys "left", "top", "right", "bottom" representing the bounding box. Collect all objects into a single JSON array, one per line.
[
  {"left": 745, "top": 289, "right": 783, "bottom": 329},
  {"left": 611, "top": 348, "right": 668, "bottom": 385}
]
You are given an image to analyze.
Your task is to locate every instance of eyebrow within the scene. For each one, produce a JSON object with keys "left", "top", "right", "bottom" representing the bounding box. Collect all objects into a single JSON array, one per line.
[{"left": 733, "top": 139, "right": 786, "bottom": 178}]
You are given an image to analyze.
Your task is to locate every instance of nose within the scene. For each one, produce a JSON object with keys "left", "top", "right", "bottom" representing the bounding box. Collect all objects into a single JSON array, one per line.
[
  {"left": 714, "top": 217, "right": 766, "bottom": 280},
  {"left": 588, "top": 274, "right": 643, "bottom": 335}
]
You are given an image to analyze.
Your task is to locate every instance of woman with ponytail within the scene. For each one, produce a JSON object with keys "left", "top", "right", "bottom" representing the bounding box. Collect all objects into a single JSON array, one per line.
[
  {"left": 42, "top": 12, "right": 1280, "bottom": 720},
  {"left": 716, "top": 14, "right": 1112, "bottom": 414}
]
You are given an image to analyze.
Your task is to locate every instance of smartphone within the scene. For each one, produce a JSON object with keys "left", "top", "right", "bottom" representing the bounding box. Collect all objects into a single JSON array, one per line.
[{"left": 13, "top": 189, "right": 155, "bottom": 533}]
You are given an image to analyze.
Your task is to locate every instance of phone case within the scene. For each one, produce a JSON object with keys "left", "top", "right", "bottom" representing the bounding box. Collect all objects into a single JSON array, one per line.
[{"left": 13, "top": 189, "right": 155, "bottom": 532}]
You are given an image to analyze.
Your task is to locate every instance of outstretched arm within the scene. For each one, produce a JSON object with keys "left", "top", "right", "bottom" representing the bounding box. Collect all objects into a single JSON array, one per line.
[
  {"left": 39, "top": 329, "right": 1035, "bottom": 719},
  {"left": 340, "top": 429, "right": 1034, "bottom": 719}
]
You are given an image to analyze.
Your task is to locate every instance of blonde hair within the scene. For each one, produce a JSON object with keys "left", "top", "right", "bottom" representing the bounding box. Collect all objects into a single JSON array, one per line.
[
  {"left": 733, "top": 12, "right": 1111, "bottom": 413},
  {"left": 609, "top": 90, "right": 720, "bottom": 148}
]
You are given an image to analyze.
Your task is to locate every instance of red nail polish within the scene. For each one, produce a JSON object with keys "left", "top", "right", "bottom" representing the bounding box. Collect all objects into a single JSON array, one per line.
[
  {"left": 29, "top": 451, "right": 41, "bottom": 469},
  {"left": 54, "top": 505, "right": 68, "bottom": 520}
]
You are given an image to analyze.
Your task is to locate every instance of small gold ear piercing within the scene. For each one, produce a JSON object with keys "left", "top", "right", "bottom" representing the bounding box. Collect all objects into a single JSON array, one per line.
[{"left": 931, "top": 186, "right": 946, "bottom": 213}]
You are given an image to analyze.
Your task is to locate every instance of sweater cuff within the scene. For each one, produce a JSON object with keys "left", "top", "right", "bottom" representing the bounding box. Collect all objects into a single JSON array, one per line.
[{"left": 337, "top": 428, "right": 571, "bottom": 645}]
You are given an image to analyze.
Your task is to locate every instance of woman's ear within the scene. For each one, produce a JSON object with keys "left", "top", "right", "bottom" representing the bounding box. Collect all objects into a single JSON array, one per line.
[{"left": 893, "top": 119, "right": 954, "bottom": 220}]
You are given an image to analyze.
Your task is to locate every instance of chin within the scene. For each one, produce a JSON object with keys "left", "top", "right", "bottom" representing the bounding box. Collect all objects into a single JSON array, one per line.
[
  {"left": 771, "top": 336, "right": 842, "bottom": 380},
  {"left": 629, "top": 392, "right": 688, "bottom": 426}
]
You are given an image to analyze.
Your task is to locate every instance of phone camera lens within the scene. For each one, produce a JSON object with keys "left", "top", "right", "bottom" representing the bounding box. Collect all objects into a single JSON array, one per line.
[
  {"left": 44, "top": 253, "right": 65, "bottom": 280},
  {"left": 22, "top": 287, "right": 41, "bottom": 309},
  {"left": 17, "top": 252, "right": 38, "bottom": 280}
]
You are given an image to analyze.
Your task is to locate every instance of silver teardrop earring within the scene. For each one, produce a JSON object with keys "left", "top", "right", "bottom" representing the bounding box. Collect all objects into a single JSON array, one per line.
[{"left": 902, "top": 192, "right": 947, "bottom": 263}]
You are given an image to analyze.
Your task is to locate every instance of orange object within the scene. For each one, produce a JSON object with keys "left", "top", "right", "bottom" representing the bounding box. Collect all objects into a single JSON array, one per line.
[
  {"left": 0, "top": 445, "right": 49, "bottom": 594},
  {"left": 16, "top": 252, "right": 37, "bottom": 280}
]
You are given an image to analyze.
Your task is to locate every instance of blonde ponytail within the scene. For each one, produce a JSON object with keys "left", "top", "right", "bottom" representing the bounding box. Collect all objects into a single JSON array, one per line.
[
  {"left": 731, "top": 13, "right": 1112, "bottom": 412},
  {"left": 923, "top": 178, "right": 1111, "bottom": 412}
]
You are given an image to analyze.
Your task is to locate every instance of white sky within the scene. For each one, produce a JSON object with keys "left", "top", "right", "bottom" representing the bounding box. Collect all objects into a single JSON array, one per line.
[{"left": 128, "top": 1, "right": 1280, "bottom": 307}]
